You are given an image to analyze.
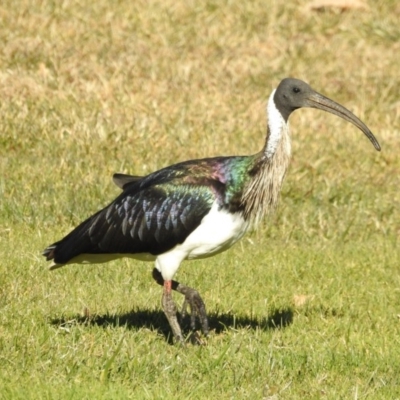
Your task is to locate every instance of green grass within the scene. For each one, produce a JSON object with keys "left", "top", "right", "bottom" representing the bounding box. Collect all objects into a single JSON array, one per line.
[{"left": 1, "top": 0, "right": 400, "bottom": 398}]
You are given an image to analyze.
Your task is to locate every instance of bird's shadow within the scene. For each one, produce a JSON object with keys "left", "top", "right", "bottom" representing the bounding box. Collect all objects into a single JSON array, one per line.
[{"left": 50, "top": 307, "right": 293, "bottom": 343}]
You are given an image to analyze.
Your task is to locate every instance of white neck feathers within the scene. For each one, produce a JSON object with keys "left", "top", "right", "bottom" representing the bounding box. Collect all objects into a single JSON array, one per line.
[{"left": 264, "top": 89, "right": 288, "bottom": 159}]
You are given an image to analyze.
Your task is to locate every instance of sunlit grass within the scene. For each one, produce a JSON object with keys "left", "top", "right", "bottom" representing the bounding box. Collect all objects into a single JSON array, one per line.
[{"left": 1, "top": 0, "right": 399, "bottom": 398}]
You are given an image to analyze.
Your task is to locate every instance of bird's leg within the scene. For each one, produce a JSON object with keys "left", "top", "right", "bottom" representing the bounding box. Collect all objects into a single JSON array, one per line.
[
  {"left": 162, "top": 279, "right": 185, "bottom": 344},
  {"left": 152, "top": 268, "right": 209, "bottom": 339}
]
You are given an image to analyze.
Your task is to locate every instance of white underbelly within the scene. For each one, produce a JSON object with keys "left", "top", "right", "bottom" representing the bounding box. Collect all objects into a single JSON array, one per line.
[
  {"left": 154, "top": 203, "right": 249, "bottom": 280},
  {"left": 176, "top": 203, "right": 249, "bottom": 260}
]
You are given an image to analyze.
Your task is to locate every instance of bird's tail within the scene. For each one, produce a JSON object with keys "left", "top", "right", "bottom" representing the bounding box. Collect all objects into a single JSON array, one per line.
[
  {"left": 42, "top": 211, "right": 102, "bottom": 269},
  {"left": 42, "top": 243, "right": 65, "bottom": 270}
]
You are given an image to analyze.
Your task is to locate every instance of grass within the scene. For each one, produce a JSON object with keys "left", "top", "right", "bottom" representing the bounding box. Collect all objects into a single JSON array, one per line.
[{"left": 1, "top": 0, "right": 400, "bottom": 398}]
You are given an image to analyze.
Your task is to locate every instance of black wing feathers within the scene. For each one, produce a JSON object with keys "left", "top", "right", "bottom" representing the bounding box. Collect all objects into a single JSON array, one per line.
[
  {"left": 45, "top": 183, "right": 215, "bottom": 264},
  {"left": 96, "top": 185, "right": 213, "bottom": 254}
]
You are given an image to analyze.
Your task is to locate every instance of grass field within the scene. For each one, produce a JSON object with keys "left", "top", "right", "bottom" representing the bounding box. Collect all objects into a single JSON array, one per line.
[{"left": 1, "top": 0, "right": 400, "bottom": 398}]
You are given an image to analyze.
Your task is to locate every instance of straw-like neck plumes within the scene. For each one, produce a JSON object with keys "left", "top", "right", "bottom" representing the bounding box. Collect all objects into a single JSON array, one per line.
[{"left": 241, "top": 91, "right": 292, "bottom": 225}]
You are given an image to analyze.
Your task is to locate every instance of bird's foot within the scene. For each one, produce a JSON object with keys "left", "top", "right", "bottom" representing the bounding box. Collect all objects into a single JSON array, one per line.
[
  {"left": 153, "top": 268, "right": 209, "bottom": 344},
  {"left": 176, "top": 284, "right": 209, "bottom": 338}
]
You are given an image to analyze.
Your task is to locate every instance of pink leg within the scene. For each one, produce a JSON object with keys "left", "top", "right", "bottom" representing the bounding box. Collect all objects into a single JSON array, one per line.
[
  {"left": 162, "top": 279, "right": 184, "bottom": 343},
  {"left": 153, "top": 268, "right": 209, "bottom": 343}
]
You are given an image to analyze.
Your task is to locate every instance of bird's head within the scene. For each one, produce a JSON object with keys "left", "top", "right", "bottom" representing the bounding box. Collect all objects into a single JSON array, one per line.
[{"left": 273, "top": 78, "right": 381, "bottom": 151}]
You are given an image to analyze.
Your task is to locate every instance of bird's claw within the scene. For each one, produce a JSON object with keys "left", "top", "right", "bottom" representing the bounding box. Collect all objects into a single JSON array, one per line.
[{"left": 179, "top": 286, "right": 209, "bottom": 337}]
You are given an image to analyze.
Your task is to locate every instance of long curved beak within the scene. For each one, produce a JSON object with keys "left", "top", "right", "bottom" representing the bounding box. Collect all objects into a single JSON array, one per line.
[{"left": 306, "top": 92, "right": 381, "bottom": 151}]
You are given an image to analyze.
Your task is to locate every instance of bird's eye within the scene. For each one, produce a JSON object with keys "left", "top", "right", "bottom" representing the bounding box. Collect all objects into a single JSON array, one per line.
[{"left": 293, "top": 87, "right": 300, "bottom": 93}]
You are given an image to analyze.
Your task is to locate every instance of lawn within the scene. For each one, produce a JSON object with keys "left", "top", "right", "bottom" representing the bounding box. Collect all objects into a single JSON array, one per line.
[{"left": 0, "top": 0, "right": 399, "bottom": 398}]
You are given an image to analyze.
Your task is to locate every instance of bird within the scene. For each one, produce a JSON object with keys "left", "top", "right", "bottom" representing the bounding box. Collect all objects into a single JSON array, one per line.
[{"left": 43, "top": 78, "right": 381, "bottom": 344}]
